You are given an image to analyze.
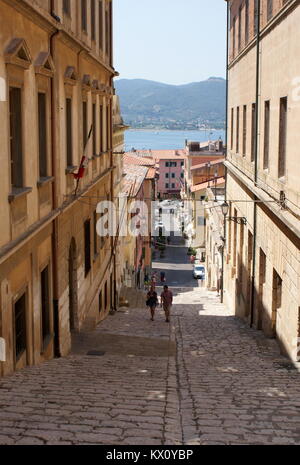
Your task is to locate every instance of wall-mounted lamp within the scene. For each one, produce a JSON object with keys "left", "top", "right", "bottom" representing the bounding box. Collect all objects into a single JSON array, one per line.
[{"left": 221, "top": 201, "right": 247, "bottom": 225}]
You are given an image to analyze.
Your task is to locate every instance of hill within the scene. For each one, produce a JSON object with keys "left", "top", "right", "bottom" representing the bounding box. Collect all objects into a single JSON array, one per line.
[{"left": 114, "top": 77, "right": 226, "bottom": 130}]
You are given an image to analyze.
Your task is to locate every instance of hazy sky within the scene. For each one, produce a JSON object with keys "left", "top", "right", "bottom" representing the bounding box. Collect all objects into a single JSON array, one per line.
[{"left": 113, "top": 0, "right": 227, "bottom": 85}]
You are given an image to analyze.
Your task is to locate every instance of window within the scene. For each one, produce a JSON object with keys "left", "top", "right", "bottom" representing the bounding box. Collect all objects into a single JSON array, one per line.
[
  {"left": 236, "top": 106, "right": 240, "bottom": 153},
  {"left": 91, "top": 0, "right": 96, "bottom": 41},
  {"left": 99, "top": 1, "right": 103, "bottom": 50},
  {"left": 165, "top": 173, "right": 169, "bottom": 178},
  {"left": 81, "top": 0, "right": 87, "bottom": 32},
  {"left": 63, "top": 0, "right": 70, "bottom": 15},
  {"left": 82, "top": 100, "right": 87, "bottom": 149},
  {"left": 230, "top": 108, "right": 234, "bottom": 150},
  {"left": 165, "top": 183, "right": 169, "bottom": 188},
  {"left": 181, "top": 161, "right": 184, "bottom": 166},
  {"left": 84, "top": 219, "right": 91, "bottom": 276},
  {"left": 171, "top": 183, "right": 175, "bottom": 189},
  {"left": 92, "top": 103, "right": 96, "bottom": 156},
  {"left": 171, "top": 173, "right": 175, "bottom": 178},
  {"left": 93, "top": 210, "right": 98, "bottom": 256},
  {"left": 181, "top": 172, "right": 184, "bottom": 178},
  {"left": 232, "top": 16, "right": 236, "bottom": 58},
  {"left": 251, "top": 103, "right": 256, "bottom": 162},
  {"left": 14, "top": 293, "right": 26, "bottom": 361},
  {"left": 104, "top": 281, "right": 108, "bottom": 309},
  {"left": 9, "top": 87, "right": 23, "bottom": 187},
  {"left": 238, "top": 6, "right": 242, "bottom": 51},
  {"left": 108, "top": 2, "right": 113, "bottom": 64},
  {"left": 233, "top": 208, "right": 237, "bottom": 268},
  {"left": 38, "top": 93, "right": 47, "bottom": 178},
  {"left": 105, "top": 3, "right": 112, "bottom": 62},
  {"left": 99, "top": 104, "right": 103, "bottom": 153},
  {"left": 267, "top": 0, "right": 273, "bottom": 21},
  {"left": 278, "top": 97, "right": 287, "bottom": 178},
  {"left": 245, "top": 0, "right": 249, "bottom": 44},
  {"left": 66, "top": 98, "right": 73, "bottom": 166},
  {"left": 99, "top": 290, "right": 102, "bottom": 313},
  {"left": 41, "top": 266, "right": 51, "bottom": 348},
  {"left": 106, "top": 104, "right": 111, "bottom": 151},
  {"left": 263, "top": 101, "right": 270, "bottom": 169},
  {"left": 254, "top": 0, "right": 259, "bottom": 35},
  {"left": 165, "top": 162, "right": 169, "bottom": 167},
  {"left": 105, "top": 7, "right": 109, "bottom": 56},
  {"left": 242, "top": 105, "right": 247, "bottom": 156}
]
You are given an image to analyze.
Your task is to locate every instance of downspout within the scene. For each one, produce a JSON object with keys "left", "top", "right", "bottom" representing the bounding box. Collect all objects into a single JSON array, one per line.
[
  {"left": 109, "top": 2, "right": 117, "bottom": 311},
  {"left": 50, "top": 2, "right": 60, "bottom": 356},
  {"left": 221, "top": 0, "right": 230, "bottom": 304},
  {"left": 250, "top": 0, "right": 261, "bottom": 327}
]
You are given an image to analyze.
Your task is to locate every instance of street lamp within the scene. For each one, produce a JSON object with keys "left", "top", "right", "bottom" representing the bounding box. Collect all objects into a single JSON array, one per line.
[{"left": 221, "top": 201, "right": 247, "bottom": 225}]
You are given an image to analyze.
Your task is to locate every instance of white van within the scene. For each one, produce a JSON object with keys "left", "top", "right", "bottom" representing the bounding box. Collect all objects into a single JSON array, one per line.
[{"left": 193, "top": 264, "right": 205, "bottom": 279}]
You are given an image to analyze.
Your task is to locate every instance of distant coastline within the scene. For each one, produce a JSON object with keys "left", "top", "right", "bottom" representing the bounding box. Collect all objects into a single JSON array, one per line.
[
  {"left": 125, "top": 128, "right": 226, "bottom": 151},
  {"left": 125, "top": 128, "right": 225, "bottom": 132}
]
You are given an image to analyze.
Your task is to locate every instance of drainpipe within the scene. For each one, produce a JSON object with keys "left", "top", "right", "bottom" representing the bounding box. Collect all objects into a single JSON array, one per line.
[
  {"left": 221, "top": 0, "right": 230, "bottom": 304},
  {"left": 108, "top": 2, "right": 117, "bottom": 311},
  {"left": 50, "top": 2, "right": 60, "bottom": 356},
  {"left": 250, "top": 0, "right": 261, "bottom": 327}
]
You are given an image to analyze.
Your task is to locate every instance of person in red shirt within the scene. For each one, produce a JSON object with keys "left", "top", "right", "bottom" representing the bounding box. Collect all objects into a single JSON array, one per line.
[{"left": 160, "top": 285, "right": 173, "bottom": 323}]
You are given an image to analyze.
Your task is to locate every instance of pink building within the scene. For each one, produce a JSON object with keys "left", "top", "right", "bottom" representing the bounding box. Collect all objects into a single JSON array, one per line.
[{"left": 151, "top": 150, "right": 186, "bottom": 198}]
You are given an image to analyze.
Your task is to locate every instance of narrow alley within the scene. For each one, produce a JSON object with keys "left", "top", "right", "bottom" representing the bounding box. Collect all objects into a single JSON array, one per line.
[{"left": 0, "top": 239, "right": 299, "bottom": 445}]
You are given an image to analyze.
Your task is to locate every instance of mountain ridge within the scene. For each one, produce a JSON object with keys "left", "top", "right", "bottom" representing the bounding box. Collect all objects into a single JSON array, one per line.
[{"left": 114, "top": 77, "right": 226, "bottom": 130}]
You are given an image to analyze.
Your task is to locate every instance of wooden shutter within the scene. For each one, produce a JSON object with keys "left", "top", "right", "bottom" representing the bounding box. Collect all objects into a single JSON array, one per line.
[
  {"left": 278, "top": 97, "right": 287, "bottom": 178},
  {"left": 9, "top": 87, "right": 23, "bottom": 187},
  {"left": 91, "top": 0, "right": 96, "bottom": 40},
  {"left": 84, "top": 219, "right": 91, "bottom": 276},
  {"left": 38, "top": 92, "right": 47, "bottom": 178},
  {"left": 82, "top": 100, "right": 87, "bottom": 148},
  {"left": 66, "top": 98, "right": 73, "bottom": 166}
]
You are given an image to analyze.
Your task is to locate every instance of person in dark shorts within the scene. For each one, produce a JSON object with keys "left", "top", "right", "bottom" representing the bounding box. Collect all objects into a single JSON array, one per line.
[{"left": 146, "top": 286, "right": 158, "bottom": 321}]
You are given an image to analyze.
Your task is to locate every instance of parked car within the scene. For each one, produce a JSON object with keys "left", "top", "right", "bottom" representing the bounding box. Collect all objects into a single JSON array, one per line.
[{"left": 193, "top": 265, "right": 205, "bottom": 279}]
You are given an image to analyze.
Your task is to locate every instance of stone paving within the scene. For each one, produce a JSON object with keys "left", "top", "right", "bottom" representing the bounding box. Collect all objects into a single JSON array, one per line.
[{"left": 0, "top": 286, "right": 300, "bottom": 445}]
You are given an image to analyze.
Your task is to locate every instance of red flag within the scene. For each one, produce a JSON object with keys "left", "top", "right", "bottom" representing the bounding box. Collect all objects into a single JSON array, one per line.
[{"left": 73, "top": 125, "right": 93, "bottom": 180}]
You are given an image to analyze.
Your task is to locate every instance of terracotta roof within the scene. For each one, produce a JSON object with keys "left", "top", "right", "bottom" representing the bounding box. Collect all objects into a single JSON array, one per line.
[
  {"left": 191, "top": 176, "right": 225, "bottom": 192},
  {"left": 151, "top": 149, "right": 187, "bottom": 160},
  {"left": 122, "top": 163, "right": 148, "bottom": 197},
  {"left": 128, "top": 149, "right": 187, "bottom": 161},
  {"left": 146, "top": 167, "right": 157, "bottom": 179},
  {"left": 190, "top": 157, "right": 224, "bottom": 171},
  {"left": 190, "top": 156, "right": 221, "bottom": 167},
  {"left": 123, "top": 153, "right": 155, "bottom": 166}
]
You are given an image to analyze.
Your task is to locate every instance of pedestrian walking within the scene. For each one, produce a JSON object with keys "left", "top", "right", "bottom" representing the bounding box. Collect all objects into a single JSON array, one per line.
[
  {"left": 160, "top": 271, "right": 166, "bottom": 283},
  {"left": 160, "top": 285, "right": 173, "bottom": 322},
  {"left": 146, "top": 287, "right": 158, "bottom": 321},
  {"left": 151, "top": 272, "right": 157, "bottom": 289}
]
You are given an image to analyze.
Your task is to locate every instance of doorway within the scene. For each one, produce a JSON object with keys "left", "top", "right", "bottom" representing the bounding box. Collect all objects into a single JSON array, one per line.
[
  {"left": 257, "top": 249, "right": 266, "bottom": 330},
  {"left": 68, "top": 238, "right": 78, "bottom": 331},
  {"left": 246, "top": 231, "right": 253, "bottom": 317},
  {"left": 272, "top": 269, "right": 282, "bottom": 338},
  {"left": 14, "top": 291, "right": 28, "bottom": 370}
]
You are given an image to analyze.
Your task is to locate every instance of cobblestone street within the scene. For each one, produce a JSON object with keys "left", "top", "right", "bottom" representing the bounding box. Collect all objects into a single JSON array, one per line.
[{"left": 0, "top": 242, "right": 300, "bottom": 445}]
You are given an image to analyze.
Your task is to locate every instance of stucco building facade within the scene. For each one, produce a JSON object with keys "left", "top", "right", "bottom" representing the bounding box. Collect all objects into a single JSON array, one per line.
[
  {"left": 0, "top": 0, "right": 116, "bottom": 376},
  {"left": 224, "top": 0, "right": 300, "bottom": 361}
]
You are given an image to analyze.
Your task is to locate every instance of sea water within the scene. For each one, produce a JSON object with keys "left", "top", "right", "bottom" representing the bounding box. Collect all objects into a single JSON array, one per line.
[{"left": 124, "top": 129, "right": 226, "bottom": 152}]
